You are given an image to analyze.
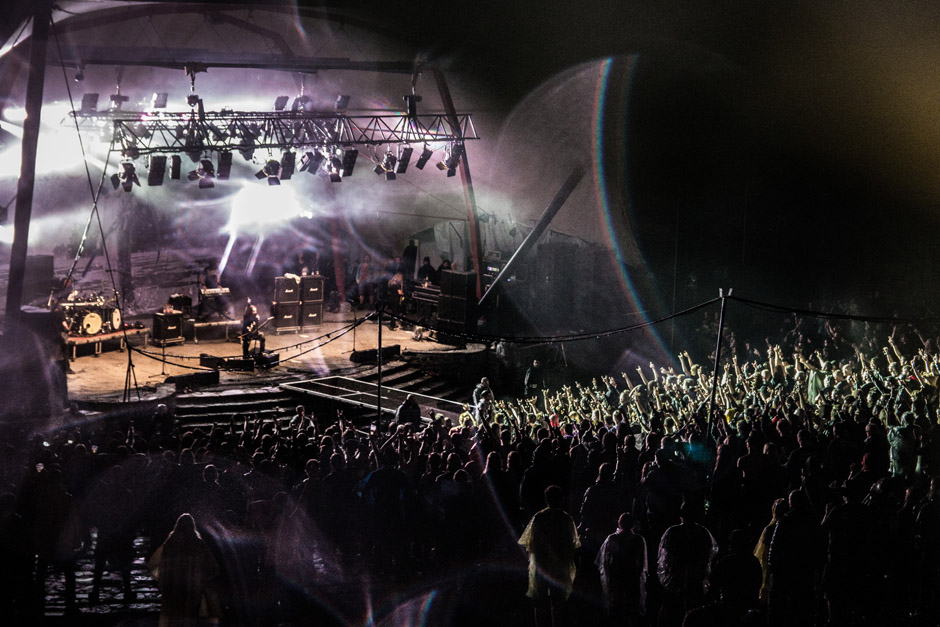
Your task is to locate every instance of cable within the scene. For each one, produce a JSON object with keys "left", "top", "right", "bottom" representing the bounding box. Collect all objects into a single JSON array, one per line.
[
  {"left": 53, "top": 17, "right": 140, "bottom": 400},
  {"left": 727, "top": 295, "right": 912, "bottom": 324},
  {"left": 379, "top": 297, "right": 720, "bottom": 345}
]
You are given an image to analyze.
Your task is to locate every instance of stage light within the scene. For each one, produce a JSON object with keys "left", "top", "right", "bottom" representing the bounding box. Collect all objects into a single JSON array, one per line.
[
  {"left": 170, "top": 155, "right": 181, "bottom": 180},
  {"left": 274, "top": 96, "right": 289, "bottom": 111},
  {"left": 112, "top": 161, "right": 139, "bottom": 192},
  {"left": 80, "top": 93, "right": 99, "bottom": 112},
  {"left": 151, "top": 92, "right": 168, "bottom": 109},
  {"left": 326, "top": 155, "right": 343, "bottom": 182},
  {"left": 257, "top": 159, "right": 281, "bottom": 185},
  {"left": 375, "top": 150, "right": 397, "bottom": 180},
  {"left": 189, "top": 159, "right": 215, "bottom": 189},
  {"left": 440, "top": 143, "right": 463, "bottom": 177},
  {"left": 280, "top": 151, "right": 295, "bottom": 180},
  {"left": 147, "top": 155, "right": 166, "bottom": 186},
  {"left": 414, "top": 145, "right": 433, "bottom": 170},
  {"left": 238, "top": 138, "right": 255, "bottom": 161},
  {"left": 396, "top": 146, "right": 413, "bottom": 174},
  {"left": 334, "top": 94, "right": 350, "bottom": 112},
  {"left": 291, "top": 96, "right": 312, "bottom": 113},
  {"left": 299, "top": 151, "right": 324, "bottom": 173},
  {"left": 74, "top": 68, "right": 84, "bottom": 83},
  {"left": 403, "top": 94, "right": 421, "bottom": 119},
  {"left": 109, "top": 93, "right": 129, "bottom": 111},
  {"left": 187, "top": 94, "right": 201, "bottom": 107},
  {"left": 217, "top": 152, "right": 233, "bottom": 179},
  {"left": 340, "top": 148, "right": 358, "bottom": 177}
]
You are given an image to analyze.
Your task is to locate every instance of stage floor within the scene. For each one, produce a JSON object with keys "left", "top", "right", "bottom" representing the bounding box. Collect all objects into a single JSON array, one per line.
[{"left": 65, "top": 311, "right": 470, "bottom": 403}]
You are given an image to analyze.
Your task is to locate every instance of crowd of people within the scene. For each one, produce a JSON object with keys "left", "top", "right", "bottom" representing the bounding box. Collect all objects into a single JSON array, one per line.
[{"left": 1, "top": 319, "right": 940, "bottom": 626}]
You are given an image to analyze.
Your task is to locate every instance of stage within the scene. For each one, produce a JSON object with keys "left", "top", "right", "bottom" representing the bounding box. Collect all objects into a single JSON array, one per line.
[{"left": 63, "top": 309, "right": 486, "bottom": 405}]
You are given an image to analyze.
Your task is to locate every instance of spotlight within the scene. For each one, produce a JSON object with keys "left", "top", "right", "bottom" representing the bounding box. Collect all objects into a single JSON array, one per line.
[
  {"left": 112, "top": 162, "right": 139, "bottom": 192},
  {"left": 440, "top": 143, "right": 463, "bottom": 177},
  {"left": 151, "top": 92, "right": 168, "bottom": 109},
  {"left": 326, "top": 155, "right": 343, "bottom": 183},
  {"left": 414, "top": 145, "right": 433, "bottom": 170},
  {"left": 396, "top": 146, "right": 413, "bottom": 174},
  {"left": 170, "top": 155, "right": 181, "bottom": 180},
  {"left": 280, "top": 151, "right": 295, "bottom": 180},
  {"left": 257, "top": 159, "right": 281, "bottom": 185},
  {"left": 340, "top": 149, "right": 358, "bottom": 177},
  {"left": 109, "top": 93, "right": 129, "bottom": 110},
  {"left": 80, "top": 93, "right": 99, "bottom": 112},
  {"left": 187, "top": 94, "right": 201, "bottom": 107},
  {"left": 334, "top": 94, "right": 350, "bottom": 112},
  {"left": 147, "top": 155, "right": 167, "bottom": 186},
  {"left": 188, "top": 159, "right": 214, "bottom": 188},
  {"left": 217, "top": 152, "right": 233, "bottom": 180},
  {"left": 299, "top": 151, "right": 324, "bottom": 173},
  {"left": 274, "top": 96, "right": 289, "bottom": 111},
  {"left": 74, "top": 69, "right": 84, "bottom": 83},
  {"left": 291, "top": 96, "right": 312, "bottom": 113},
  {"left": 375, "top": 150, "right": 396, "bottom": 180},
  {"left": 403, "top": 94, "right": 421, "bottom": 119}
]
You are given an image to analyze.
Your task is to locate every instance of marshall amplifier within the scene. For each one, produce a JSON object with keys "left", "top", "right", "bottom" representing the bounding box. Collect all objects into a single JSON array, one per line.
[
  {"left": 272, "top": 302, "right": 300, "bottom": 333},
  {"left": 274, "top": 276, "right": 300, "bottom": 303},
  {"left": 300, "top": 275, "right": 325, "bottom": 302},
  {"left": 152, "top": 312, "right": 184, "bottom": 346},
  {"left": 300, "top": 302, "right": 323, "bottom": 327}
]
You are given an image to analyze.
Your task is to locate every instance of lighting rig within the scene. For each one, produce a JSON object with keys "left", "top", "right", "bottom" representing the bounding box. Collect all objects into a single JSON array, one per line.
[{"left": 70, "top": 92, "right": 477, "bottom": 190}]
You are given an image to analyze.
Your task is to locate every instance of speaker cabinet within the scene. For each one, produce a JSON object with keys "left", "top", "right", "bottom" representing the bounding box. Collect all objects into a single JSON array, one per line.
[
  {"left": 437, "top": 295, "right": 477, "bottom": 330},
  {"left": 223, "top": 358, "right": 254, "bottom": 372},
  {"left": 254, "top": 351, "right": 280, "bottom": 369},
  {"left": 199, "top": 353, "right": 223, "bottom": 369},
  {"left": 439, "top": 270, "right": 476, "bottom": 300},
  {"left": 300, "top": 302, "right": 323, "bottom": 327},
  {"left": 274, "top": 276, "right": 300, "bottom": 303},
  {"left": 300, "top": 276, "right": 325, "bottom": 302},
  {"left": 166, "top": 369, "right": 219, "bottom": 391},
  {"left": 273, "top": 302, "right": 300, "bottom": 331},
  {"left": 152, "top": 312, "right": 184, "bottom": 345}
]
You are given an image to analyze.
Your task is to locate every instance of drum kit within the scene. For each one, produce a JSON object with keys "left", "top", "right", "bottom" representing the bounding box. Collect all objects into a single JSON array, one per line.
[{"left": 62, "top": 292, "right": 122, "bottom": 336}]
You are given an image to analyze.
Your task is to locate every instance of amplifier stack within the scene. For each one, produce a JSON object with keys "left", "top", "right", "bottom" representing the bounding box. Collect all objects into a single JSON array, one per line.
[{"left": 272, "top": 275, "right": 324, "bottom": 333}]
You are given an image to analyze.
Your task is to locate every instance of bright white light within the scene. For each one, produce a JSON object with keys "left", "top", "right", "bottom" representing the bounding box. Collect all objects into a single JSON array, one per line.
[
  {"left": 226, "top": 182, "right": 307, "bottom": 233},
  {"left": 0, "top": 225, "right": 12, "bottom": 245},
  {"left": 2, "top": 106, "right": 26, "bottom": 123}
]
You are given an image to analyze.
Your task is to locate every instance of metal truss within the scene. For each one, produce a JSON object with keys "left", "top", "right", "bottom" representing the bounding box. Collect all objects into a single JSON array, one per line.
[{"left": 68, "top": 110, "right": 478, "bottom": 158}]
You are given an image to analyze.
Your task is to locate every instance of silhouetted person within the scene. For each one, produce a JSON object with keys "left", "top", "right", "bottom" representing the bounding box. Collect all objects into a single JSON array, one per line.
[
  {"left": 596, "top": 512, "right": 648, "bottom": 626},
  {"left": 519, "top": 485, "right": 580, "bottom": 627},
  {"left": 149, "top": 513, "right": 219, "bottom": 627}
]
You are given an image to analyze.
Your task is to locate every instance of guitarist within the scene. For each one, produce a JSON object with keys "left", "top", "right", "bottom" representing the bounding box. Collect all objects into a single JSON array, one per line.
[{"left": 241, "top": 303, "right": 265, "bottom": 358}]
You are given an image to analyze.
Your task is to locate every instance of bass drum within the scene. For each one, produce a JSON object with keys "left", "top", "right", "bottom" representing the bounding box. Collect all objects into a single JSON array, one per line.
[
  {"left": 109, "top": 307, "right": 122, "bottom": 332},
  {"left": 81, "top": 311, "right": 102, "bottom": 335}
]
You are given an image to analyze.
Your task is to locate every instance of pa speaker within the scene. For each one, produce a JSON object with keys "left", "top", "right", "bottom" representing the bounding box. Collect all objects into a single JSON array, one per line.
[
  {"left": 300, "top": 276, "right": 325, "bottom": 302},
  {"left": 440, "top": 270, "right": 476, "bottom": 300},
  {"left": 274, "top": 276, "right": 300, "bottom": 303},
  {"left": 300, "top": 302, "right": 323, "bottom": 327}
]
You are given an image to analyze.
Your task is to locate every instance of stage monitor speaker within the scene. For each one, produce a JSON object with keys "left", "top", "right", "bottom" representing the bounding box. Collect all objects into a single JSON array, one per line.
[
  {"left": 300, "top": 276, "right": 325, "bottom": 302},
  {"left": 300, "top": 302, "right": 323, "bottom": 327},
  {"left": 254, "top": 351, "right": 280, "bottom": 369},
  {"left": 199, "top": 353, "right": 223, "bottom": 369},
  {"left": 274, "top": 276, "right": 300, "bottom": 303},
  {"left": 166, "top": 369, "right": 219, "bottom": 392},
  {"left": 439, "top": 270, "right": 476, "bottom": 300},
  {"left": 273, "top": 302, "right": 300, "bottom": 329},
  {"left": 349, "top": 344, "right": 401, "bottom": 364},
  {"left": 153, "top": 312, "right": 183, "bottom": 341},
  {"left": 223, "top": 358, "right": 254, "bottom": 372}
]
